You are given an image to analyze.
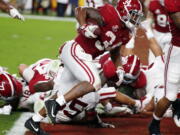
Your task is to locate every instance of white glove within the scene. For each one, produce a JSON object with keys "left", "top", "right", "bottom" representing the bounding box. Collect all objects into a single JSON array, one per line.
[
  {"left": 108, "top": 106, "right": 133, "bottom": 115},
  {"left": 115, "top": 67, "right": 125, "bottom": 87},
  {"left": 9, "top": 7, "right": 25, "bottom": 21},
  {"left": 0, "top": 105, "right": 12, "bottom": 115},
  {"left": 79, "top": 24, "right": 99, "bottom": 38}
]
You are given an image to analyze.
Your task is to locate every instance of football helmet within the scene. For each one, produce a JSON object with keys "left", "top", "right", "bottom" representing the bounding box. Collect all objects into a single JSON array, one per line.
[
  {"left": 122, "top": 55, "right": 141, "bottom": 84},
  {"left": 0, "top": 72, "right": 22, "bottom": 98},
  {"left": 116, "top": 0, "right": 143, "bottom": 30}
]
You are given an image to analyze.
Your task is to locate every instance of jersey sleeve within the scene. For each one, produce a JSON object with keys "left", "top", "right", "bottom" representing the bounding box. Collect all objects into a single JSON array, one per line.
[{"left": 164, "top": 0, "right": 180, "bottom": 12}]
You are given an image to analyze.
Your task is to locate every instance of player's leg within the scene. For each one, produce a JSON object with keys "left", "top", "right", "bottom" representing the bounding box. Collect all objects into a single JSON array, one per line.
[
  {"left": 25, "top": 102, "right": 49, "bottom": 135},
  {"left": 149, "top": 45, "right": 180, "bottom": 135},
  {"left": 18, "top": 64, "right": 34, "bottom": 82},
  {"left": 45, "top": 41, "right": 101, "bottom": 123}
]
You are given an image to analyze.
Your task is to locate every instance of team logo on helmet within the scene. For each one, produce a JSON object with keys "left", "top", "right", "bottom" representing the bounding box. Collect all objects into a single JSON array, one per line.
[{"left": 122, "top": 55, "right": 141, "bottom": 84}]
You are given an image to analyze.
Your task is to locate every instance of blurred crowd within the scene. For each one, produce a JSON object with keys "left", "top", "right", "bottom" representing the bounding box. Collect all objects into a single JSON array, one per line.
[{"left": 4, "top": 0, "right": 116, "bottom": 17}]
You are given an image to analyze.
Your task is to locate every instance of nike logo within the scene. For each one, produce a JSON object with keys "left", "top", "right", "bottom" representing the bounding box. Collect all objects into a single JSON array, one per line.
[
  {"left": 30, "top": 122, "right": 39, "bottom": 132},
  {"left": 51, "top": 106, "right": 56, "bottom": 118}
]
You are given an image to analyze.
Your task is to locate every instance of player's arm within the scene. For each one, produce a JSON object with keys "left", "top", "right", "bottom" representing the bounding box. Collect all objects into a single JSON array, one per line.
[
  {"left": 75, "top": 7, "right": 104, "bottom": 26},
  {"left": 170, "top": 12, "right": 180, "bottom": 29},
  {"left": 109, "top": 46, "right": 121, "bottom": 67},
  {"left": 0, "top": 1, "right": 24, "bottom": 21},
  {"left": 140, "top": 19, "right": 163, "bottom": 57},
  {"left": 34, "top": 80, "right": 54, "bottom": 92}
]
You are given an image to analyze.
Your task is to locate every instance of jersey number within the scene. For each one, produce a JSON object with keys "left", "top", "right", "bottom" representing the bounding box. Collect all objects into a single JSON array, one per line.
[
  {"left": 95, "top": 31, "right": 116, "bottom": 51},
  {"left": 63, "top": 99, "right": 88, "bottom": 118}
]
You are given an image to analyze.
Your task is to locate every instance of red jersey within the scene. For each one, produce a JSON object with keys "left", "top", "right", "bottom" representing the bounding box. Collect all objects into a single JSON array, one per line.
[
  {"left": 149, "top": 0, "right": 170, "bottom": 33},
  {"left": 75, "top": 4, "right": 130, "bottom": 58},
  {"left": 28, "top": 59, "right": 52, "bottom": 94},
  {"left": 0, "top": 72, "right": 23, "bottom": 98},
  {"left": 163, "top": 0, "right": 180, "bottom": 46}
]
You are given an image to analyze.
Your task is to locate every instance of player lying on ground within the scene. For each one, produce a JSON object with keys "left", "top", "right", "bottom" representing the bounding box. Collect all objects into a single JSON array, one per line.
[
  {"left": 44, "top": 0, "right": 144, "bottom": 125},
  {"left": 0, "top": 58, "right": 61, "bottom": 114},
  {"left": 0, "top": 0, "right": 24, "bottom": 20},
  {"left": 24, "top": 54, "right": 144, "bottom": 135},
  {"left": 0, "top": 66, "right": 28, "bottom": 114}
]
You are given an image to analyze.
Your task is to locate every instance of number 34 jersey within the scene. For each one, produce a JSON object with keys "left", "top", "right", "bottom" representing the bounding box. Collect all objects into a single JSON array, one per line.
[{"left": 75, "top": 4, "right": 130, "bottom": 59}]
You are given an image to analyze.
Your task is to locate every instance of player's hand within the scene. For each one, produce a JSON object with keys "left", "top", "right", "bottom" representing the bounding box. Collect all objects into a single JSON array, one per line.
[
  {"left": 9, "top": 7, "right": 25, "bottom": 21},
  {"left": 115, "top": 67, "right": 125, "bottom": 87},
  {"left": 79, "top": 24, "right": 99, "bottom": 38}
]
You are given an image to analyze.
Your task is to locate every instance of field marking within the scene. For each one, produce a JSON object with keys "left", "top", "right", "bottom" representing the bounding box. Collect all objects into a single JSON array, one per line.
[
  {"left": 0, "top": 13, "right": 76, "bottom": 22},
  {"left": 6, "top": 112, "right": 33, "bottom": 135}
]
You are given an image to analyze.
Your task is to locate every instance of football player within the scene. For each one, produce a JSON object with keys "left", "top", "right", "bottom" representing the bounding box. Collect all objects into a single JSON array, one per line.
[
  {"left": 24, "top": 66, "right": 143, "bottom": 135},
  {"left": 0, "top": 0, "right": 24, "bottom": 20},
  {"left": 44, "top": 0, "right": 143, "bottom": 124},
  {"left": 18, "top": 58, "right": 61, "bottom": 94},
  {"left": 0, "top": 66, "right": 27, "bottom": 114},
  {"left": 143, "top": 0, "right": 172, "bottom": 64},
  {"left": 147, "top": 0, "right": 180, "bottom": 135}
]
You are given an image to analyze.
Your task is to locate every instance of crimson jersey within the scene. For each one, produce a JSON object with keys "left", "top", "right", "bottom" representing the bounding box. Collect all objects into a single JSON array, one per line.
[
  {"left": 149, "top": 0, "right": 170, "bottom": 33},
  {"left": 163, "top": 0, "right": 180, "bottom": 46},
  {"left": 0, "top": 72, "right": 23, "bottom": 98},
  {"left": 75, "top": 4, "right": 130, "bottom": 58},
  {"left": 28, "top": 59, "right": 52, "bottom": 94}
]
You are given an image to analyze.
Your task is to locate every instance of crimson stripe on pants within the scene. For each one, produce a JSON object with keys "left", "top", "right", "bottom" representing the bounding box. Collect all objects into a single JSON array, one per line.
[
  {"left": 164, "top": 45, "right": 173, "bottom": 96},
  {"left": 70, "top": 42, "right": 95, "bottom": 85}
]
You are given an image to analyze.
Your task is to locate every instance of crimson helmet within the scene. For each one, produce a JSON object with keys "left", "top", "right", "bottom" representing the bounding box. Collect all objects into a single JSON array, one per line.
[
  {"left": 122, "top": 54, "right": 141, "bottom": 84},
  {"left": 0, "top": 72, "right": 22, "bottom": 98},
  {"left": 116, "top": 0, "right": 143, "bottom": 29}
]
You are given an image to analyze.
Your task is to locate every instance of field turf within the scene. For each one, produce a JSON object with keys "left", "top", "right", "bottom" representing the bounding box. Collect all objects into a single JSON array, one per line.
[{"left": 0, "top": 16, "right": 76, "bottom": 135}]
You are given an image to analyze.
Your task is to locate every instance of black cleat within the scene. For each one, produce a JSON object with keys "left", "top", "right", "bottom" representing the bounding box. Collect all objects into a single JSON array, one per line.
[
  {"left": 45, "top": 99, "right": 60, "bottom": 124},
  {"left": 148, "top": 119, "right": 162, "bottom": 135},
  {"left": 172, "top": 99, "right": 180, "bottom": 127},
  {"left": 25, "top": 117, "right": 49, "bottom": 135}
]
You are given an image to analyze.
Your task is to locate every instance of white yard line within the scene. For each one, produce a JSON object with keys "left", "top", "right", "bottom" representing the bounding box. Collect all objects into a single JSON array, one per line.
[
  {"left": 0, "top": 13, "right": 76, "bottom": 22},
  {"left": 6, "top": 112, "right": 33, "bottom": 135}
]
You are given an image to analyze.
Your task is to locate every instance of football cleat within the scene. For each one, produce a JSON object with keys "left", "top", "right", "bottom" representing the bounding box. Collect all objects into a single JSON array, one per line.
[
  {"left": 25, "top": 117, "right": 49, "bottom": 135},
  {"left": 172, "top": 99, "right": 180, "bottom": 127},
  {"left": 45, "top": 99, "right": 60, "bottom": 124},
  {"left": 148, "top": 119, "right": 161, "bottom": 135}
]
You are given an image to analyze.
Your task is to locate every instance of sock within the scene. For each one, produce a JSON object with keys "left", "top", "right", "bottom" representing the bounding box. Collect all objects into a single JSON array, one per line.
[
  {"left": 32, "top": 112, "right": 44, "bottom": 122},
  {"left": 56, "top": 95, "right": 66, "bottom": 106},
  {"left": 153, "top": 113, "right": 162, "bottom": 121}
]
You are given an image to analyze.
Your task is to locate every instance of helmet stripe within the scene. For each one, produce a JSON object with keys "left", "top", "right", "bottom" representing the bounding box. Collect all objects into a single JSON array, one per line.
[
  {"left": 3, "top": 73, "right": 15, "bottom": 97},
  {"left": 129, "top": 55, "right": 137, "bottom": 74}
]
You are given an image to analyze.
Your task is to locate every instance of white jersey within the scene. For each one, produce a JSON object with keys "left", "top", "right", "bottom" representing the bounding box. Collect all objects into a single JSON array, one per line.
[
  {"left": 55, "top": 87, "right": 116, "bottom": 123},
  {"left": 22, "top": 58, "right": 61, "bottom": 83},
  {"left": 85, "top": 0, "right": 104, "bottom": 8}
]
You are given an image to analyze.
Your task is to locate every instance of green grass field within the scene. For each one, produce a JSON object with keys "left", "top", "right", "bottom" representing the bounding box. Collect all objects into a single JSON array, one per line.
[{"left": 0, "top": 16, "right": 76, "bottom": 135}]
